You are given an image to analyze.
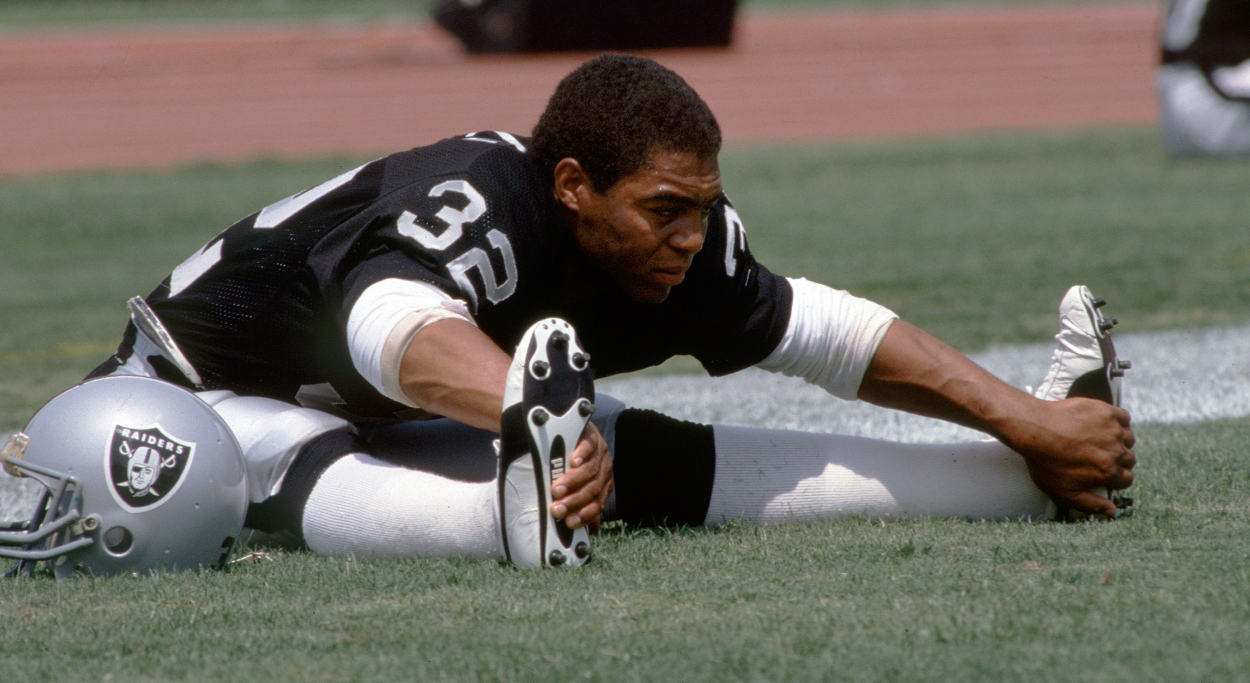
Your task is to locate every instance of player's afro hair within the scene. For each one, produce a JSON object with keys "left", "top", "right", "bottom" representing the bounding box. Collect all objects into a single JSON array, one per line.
[{"left": 531, "top": 54, "right": 722, "bottom": 193}]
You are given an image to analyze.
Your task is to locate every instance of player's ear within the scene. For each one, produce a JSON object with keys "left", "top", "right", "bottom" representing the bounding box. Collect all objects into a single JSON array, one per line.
[{"left": 552, "top": 158, "right": 592, "bottom": 212}]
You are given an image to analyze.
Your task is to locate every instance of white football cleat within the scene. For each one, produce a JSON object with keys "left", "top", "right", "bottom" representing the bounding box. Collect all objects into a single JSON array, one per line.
[
  {"left": 1034, "top": 285, "right": 1133, "bottom": 520},
  {"left": 497, "top": 318, "right": 595, "bottom": 568},
  {"left": 1033, "top": 285, "right": 1130, "bottom": 404}
]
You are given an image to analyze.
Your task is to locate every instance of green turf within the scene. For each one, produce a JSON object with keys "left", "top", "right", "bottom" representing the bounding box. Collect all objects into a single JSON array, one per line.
[
  {"left": 1, "top": 416, "right": 1246, "bottom": 682},
  {"left": 0, "top": 0, "right": 1150, "bottom": 30}
]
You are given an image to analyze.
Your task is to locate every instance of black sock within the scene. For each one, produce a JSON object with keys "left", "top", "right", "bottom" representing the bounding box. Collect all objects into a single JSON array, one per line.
[{"left": 611, "top": 409, "right": 716, "bottom": 528}]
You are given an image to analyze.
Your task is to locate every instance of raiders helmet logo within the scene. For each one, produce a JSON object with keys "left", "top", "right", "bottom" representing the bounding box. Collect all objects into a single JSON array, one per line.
[{"left": 107, "top": 424, "right": 196, "bottom": 511}]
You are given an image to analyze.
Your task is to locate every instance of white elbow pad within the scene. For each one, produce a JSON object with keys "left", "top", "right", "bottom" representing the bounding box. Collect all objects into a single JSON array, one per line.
[
  {"left": 756, "top": 278, "right": 897, "bottom": 400},
  {"left": 347, "top": 279, "right": 476, "bottom": 407}
]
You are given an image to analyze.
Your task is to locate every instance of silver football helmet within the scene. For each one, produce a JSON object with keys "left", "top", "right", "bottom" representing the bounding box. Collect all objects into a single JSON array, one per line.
[{"left": 1, "top": 376, "right": 248, "bottom": 578}]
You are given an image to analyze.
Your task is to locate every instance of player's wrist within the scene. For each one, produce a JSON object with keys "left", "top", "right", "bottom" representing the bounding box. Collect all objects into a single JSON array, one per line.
[{"left": 979, "top": 392, "right": 1056, "bottom": 461}]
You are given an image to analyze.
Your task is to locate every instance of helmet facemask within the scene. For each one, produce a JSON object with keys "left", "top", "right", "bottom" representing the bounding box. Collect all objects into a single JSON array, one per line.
[{"left": 1, "top": 433, "right": 97, "bottom": 578}]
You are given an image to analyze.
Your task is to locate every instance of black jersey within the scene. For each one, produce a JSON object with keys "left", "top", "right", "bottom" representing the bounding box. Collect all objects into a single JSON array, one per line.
[{"left": 93, "top": 132, "right": 793, "bottom": 419}]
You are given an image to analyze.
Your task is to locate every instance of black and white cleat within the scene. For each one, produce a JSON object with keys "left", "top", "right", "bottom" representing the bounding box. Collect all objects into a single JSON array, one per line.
[
  {"left": 1037, "top": 285, "right": 1134, "bottom": 521},
  {"left": 498, "top": 318, "right": 595, "bottom": 568}
]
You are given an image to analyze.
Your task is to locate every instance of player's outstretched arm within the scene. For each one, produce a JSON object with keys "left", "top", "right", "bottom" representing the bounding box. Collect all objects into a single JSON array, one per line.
[
  {"left": 399, "top": 318, "right": 611, "bottom": 528},
  {"left": 856, "top": 320, "right": 1135, "bottom": 517}
]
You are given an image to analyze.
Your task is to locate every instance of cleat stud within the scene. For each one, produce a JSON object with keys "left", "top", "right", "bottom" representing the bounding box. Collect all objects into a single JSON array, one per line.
[
  {"left": 531, "top": 408, "right": 549, "bottom": 426},
  {"left": 1118, "top": 360, "right": 1132, "bottom": 370},
  {"left": 548, "top": 550, "right": 566, "bottom": 566},
  {"left": 571, "top": 352, "right": 588, "bottom": 368},
  {"left": 531, "top": 359, "right": 549, "bottom": 377},
  {"left": 551, "top": 331, "right": 568, "bottom": 349},
  {"left": 578, "top": 400, "right": 596, "bottom": 417},
  {"left": 1099, "top": 319, "right": 1116, "bottom": 332},
  {"left": 574, "top": 542, "right": 591, "bottom": 559},
  {"left": 1092, "top": 297, "right": 1107, "bottom": 308}
]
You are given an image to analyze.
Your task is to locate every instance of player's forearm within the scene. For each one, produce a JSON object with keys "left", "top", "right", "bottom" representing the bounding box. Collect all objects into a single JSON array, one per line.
[
  {"left": 856, "top": 319, "right": 1036, "bottom": 440},
  {"left": 398, "top": 318, "right": 511, "bottom": 432}
]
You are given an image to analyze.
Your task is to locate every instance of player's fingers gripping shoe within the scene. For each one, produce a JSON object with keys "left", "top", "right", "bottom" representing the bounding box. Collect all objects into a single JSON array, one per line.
[
  {"left": 498, "top": 318, "right": 595, "bottom": 568},
  {"left": 1033, "top": 285, "right": 1134, "bottom": 520}
]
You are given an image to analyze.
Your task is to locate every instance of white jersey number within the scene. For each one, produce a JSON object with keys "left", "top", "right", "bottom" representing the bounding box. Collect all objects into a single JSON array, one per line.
[
  {"left": 395, "top": 179, "right": 517, "bottom": 311},
  {"left": 447, "top": 229, "right": 519, "bottom": 310},
  {"left": 723, "top": 204, "right": 748, "bottom": 278},
  {"left": 396, "top": 180, "right": 486, "bottom": 251}
]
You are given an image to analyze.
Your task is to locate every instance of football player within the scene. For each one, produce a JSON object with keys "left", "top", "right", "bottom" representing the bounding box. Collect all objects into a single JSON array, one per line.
[{"left": 85, "top": 55, "right": 1135, "bottom": 564}]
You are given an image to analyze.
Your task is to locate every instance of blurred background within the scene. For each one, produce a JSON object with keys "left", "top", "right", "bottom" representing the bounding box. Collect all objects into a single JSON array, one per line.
[{"left": 0, "top": 0, "right": 1161, "bottom": 175}]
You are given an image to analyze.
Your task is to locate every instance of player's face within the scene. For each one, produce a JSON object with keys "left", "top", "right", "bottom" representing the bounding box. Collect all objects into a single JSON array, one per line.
[{"left": 562, "top": 150, "right": 722, "bottom": 303}]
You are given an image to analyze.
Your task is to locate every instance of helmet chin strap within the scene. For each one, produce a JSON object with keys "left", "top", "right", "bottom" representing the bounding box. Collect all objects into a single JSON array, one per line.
[{"left": 2, "top": 431, "right": 30, "bottom": 478}]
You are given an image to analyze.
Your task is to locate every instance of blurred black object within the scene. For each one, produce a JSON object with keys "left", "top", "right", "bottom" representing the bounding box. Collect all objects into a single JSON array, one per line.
[
  {"left": 434, "top": 0, "right": 739, "bottom": 53},
  {"left": 1162, "top": 0, "right": 1250, "bottom": 72}
]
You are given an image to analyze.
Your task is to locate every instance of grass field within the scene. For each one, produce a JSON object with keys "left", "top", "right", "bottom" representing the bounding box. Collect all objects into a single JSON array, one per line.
[
  {"left": 1, "top": 418, "right": 1248, "bottom": 682},
  {"left": 3, "top": 125, "right": 1250, "bottom": 681}
]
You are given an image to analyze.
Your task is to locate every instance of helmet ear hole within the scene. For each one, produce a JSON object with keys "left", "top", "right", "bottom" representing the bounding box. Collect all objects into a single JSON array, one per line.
[{"left": 103, "top": 526, "right": 133, "bottom": 555}]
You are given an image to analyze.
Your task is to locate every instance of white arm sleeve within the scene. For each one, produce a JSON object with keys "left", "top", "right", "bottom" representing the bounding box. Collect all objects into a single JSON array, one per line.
[
  {"left": 346, "top": 278, "right": 476, "bottom": 407},
  {"left": 756, "top": 277, "right": 898, "bottom": 400}
]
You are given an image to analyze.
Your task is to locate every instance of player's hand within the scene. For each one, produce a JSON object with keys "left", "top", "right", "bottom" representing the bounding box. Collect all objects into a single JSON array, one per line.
[
  {"left": 550, "top": 421, "right": 613, "bottom": 531},
  {"left": 1008, "top": 397, "right": 1136, "bottom": 517}
]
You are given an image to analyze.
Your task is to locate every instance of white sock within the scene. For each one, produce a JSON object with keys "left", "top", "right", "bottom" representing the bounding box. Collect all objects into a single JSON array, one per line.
[
  {"left": 704, "top": 426, "right": 1050, "bottom": 525},
  {"left": 302, "top": 453, "right": 501, "bottom": 561}
]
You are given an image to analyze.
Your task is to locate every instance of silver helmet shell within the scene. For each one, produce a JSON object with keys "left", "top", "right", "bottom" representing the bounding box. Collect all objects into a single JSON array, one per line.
[{"left": 1, "top": 376, "right": 248, "bottom": 578}]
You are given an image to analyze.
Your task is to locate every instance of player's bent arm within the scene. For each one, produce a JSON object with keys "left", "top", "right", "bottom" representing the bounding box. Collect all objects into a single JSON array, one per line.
[
  {"left": 857, "top": 319, "right": 1135, "bottom": 516},
  {"left": 345, "top": 278, "right": 610, "bottom": 524},
  {"left": 399, "top": 318, "right": 612, "bottom": 528},
  {"left": 346, "top": 277, "right": 511, "bottom": 431},
  {"left": 347, "top": 278, "right": 485, "bottom": 411},
  {"left": 398, "top": 317, "right": 512, "bottom": 432}
]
